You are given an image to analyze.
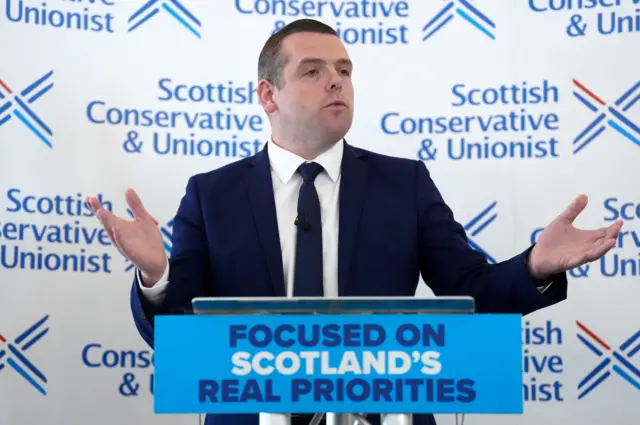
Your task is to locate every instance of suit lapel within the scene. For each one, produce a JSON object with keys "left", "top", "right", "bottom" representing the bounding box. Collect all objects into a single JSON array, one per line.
[
  {"left": 338, "top": 143, "right": 368, "bottom": 295},
  {"left": 245, "top": 145, "right": 285, "bottom": 296}
]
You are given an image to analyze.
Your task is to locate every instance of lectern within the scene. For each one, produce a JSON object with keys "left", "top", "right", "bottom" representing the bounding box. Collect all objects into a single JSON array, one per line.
[{"left": 153, "top": 296, "right": 523, "bottom": 425}]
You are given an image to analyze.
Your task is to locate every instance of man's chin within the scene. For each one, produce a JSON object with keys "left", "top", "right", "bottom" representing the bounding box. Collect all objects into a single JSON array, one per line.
[
  {"left": 322, "top": 129, "right": 349, "bottom": 144},
  {"left": 322, "top": 121, "right": 351, "bottom": 139}
]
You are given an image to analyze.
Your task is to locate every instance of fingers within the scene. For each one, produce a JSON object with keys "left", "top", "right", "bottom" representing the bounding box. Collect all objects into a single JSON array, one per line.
[
  {"left": 86, "top": 196, "right": 118, "bottom": 230},
  {"left": 586, "top": 220, "right": 622, "bottom": 244},
  {"left": 86, "top": 198, "right": 128, "bottom": 257},
  {"left": 604, "top": 219, "right": 624, "bottom": 239},
  {"left": 566, "top": 239, "right": 614, "bottom": 270},
  {"left": 103, "top": 225, "right": 117, "bottom": 245},
  {"left": 584, "top": 238, "right": 617, "bottom": 263},
  {"left": 558, "top": 194, "right": 588, "bottom": 223},
  {"left": 563, "top": 222, "right": 620, "bottom": 269},
  {"left": 125, "top": 189, "right": 157, "bottom": 224},
  {"left": 85, "top": 196, "right": 100, "bottom": 213},
  {"left": 106, "top": 225, "right": 128, "bottom": 258},
  {"left": 97, "top": 209, "right": 119, "bottom": 234}
]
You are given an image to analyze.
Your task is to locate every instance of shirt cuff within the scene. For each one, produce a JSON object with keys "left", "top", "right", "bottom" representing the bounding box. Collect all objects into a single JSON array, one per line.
[
  {"left": 537, "top": 281, "right": 553, "bottom": 293},
  {"left": 136, "top": 262, "right": 169, "bottom": 305}
]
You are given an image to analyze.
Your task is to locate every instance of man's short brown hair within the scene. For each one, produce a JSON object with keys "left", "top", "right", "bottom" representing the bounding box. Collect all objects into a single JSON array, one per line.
[{"left": 258, "top": 19, "right": 338, "bottom": 88}]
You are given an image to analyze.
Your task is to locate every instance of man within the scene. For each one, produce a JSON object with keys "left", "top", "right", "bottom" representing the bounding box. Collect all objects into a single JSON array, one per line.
[{"left": 86, "top": 19, "right": 622, "bottom": 425}]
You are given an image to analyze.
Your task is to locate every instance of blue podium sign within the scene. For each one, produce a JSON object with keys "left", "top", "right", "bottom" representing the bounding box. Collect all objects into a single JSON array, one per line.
[{"left": 153, "top": 313, "right": 523, "bottom": 414}]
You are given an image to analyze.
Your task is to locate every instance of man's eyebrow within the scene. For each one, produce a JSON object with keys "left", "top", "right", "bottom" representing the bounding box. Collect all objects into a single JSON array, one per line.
[{"left": 297, "top": 58, "right": 353, "bottom": 67}]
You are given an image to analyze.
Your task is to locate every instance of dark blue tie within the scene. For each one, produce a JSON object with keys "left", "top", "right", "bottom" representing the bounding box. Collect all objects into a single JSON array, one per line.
[{"left": 294, "top": 162, "right": 324, "bottom": 297}]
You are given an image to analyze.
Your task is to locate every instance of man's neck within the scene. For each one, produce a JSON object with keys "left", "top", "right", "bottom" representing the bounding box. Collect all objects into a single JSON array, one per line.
[{"left": 270, "top": 136, "right": 339, "bottom": 160}]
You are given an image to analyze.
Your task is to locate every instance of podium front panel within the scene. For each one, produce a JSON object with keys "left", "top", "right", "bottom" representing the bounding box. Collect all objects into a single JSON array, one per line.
[{"left": 152, "top": 302, "right": 523, "bottom": 416}]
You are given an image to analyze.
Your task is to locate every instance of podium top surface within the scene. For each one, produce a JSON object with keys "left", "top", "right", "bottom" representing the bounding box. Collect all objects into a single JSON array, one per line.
[{"left": 191, "top": 296, "right": 475, "bottom": 315}]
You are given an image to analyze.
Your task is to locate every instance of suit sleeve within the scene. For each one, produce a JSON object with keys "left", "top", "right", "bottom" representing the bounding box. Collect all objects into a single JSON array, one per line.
[
  {"left": 130, "top": 175, "right": 211, "bottom": 347},
  {"left": 415, "top": 161, "right": 567, "bottom": 315}
]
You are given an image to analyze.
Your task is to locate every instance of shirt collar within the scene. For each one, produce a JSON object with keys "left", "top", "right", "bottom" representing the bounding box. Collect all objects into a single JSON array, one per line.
[{"left": 268, "top": 138, "right": 343, "bottom": 184}]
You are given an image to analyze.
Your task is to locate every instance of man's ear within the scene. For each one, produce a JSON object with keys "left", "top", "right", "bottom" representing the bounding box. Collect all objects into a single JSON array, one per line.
[{"left": 257, "top": 79, "right": 278, "bottom": 113}]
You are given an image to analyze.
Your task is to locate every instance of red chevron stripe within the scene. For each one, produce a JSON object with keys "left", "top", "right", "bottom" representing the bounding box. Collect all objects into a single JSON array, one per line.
[
  {"left": 0, "top": 80, "right": 12, "bottom": 95},
  {"left": 577, "top": 320, "right": 611, "bottom": 350},
  {"left": 573, "top": 79, "right": 606, "bottom": 106}
]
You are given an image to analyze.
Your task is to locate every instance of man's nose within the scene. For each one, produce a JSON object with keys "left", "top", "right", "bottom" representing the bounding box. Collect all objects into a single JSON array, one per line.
[{"left": 327, "top": 71, "right": 343, "bottom": 91}]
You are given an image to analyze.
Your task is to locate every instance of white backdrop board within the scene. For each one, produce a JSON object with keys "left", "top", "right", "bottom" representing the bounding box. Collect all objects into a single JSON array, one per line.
[{"left": 1, "top": 1, "right": 638, "bottom": 424}]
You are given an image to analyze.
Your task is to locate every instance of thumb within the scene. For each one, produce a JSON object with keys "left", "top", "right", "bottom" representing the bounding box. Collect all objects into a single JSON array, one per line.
[
  {"left": 558, "top": 194, "right": 588, "bottom": 223},
  {"left": 125, "top": 189, "right": 155, "bottom": 223}
]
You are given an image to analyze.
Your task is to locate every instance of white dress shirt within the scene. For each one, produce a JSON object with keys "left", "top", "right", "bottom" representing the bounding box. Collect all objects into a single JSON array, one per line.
[{"left": 138, "top": 139, "right": 344, "bottom": 304}]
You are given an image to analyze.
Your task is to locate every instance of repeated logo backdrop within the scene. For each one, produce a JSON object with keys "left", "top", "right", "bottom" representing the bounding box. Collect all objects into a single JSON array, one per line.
[{"left": 0, "top": 1, "right": 638, "bottom": 424}]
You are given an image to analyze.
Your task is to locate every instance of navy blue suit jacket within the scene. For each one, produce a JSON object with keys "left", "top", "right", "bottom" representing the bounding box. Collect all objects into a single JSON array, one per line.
[{"left": 130, "top": 142, "right": 567, "bottom": 425}]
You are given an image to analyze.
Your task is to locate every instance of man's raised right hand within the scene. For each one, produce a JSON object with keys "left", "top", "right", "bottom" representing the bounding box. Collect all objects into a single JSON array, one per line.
[{"left": 86, "top": 189, "right": 167, "bottom": 287}]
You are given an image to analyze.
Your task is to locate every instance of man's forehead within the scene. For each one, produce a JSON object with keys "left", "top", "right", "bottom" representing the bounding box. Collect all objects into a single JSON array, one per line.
[{"left": 281, "top": 32, "right": 349, "bottom": 58}]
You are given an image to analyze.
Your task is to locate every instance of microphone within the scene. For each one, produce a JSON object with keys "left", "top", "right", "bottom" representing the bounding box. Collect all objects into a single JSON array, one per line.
[{"left": 295, "top": 213, "right": 309, "bottom": 230}]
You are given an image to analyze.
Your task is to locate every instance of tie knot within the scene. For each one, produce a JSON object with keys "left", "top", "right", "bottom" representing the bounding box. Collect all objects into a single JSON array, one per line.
[{"left": 298, "top": 162, "right": 324, "bottom": 182}]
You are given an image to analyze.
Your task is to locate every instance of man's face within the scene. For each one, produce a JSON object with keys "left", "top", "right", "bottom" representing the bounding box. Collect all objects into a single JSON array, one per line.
[{"left": 271, "top": 32, "right": 354, "bottom": 147}]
